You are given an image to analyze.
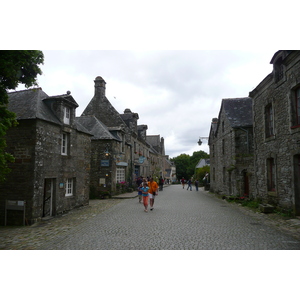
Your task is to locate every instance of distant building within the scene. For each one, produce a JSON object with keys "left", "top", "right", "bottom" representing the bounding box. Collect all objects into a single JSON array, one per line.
[
  {"left": 208, "top": 98, "right": 254, "bottom": 197},
  {"left": 195, "top": 158, "right": 210, "bottom": 169},
  {"left": 77, "top": 76, "right": 170, "bottom": 197}
]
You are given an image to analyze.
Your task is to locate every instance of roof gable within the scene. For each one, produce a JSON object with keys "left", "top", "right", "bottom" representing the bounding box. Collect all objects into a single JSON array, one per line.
[
  {"left": 221, "top": 97, "right": 252, "bottom": 128},
  {"left": 76, "top": 115, "right": 119, "bottom": 140},
  {"left": 8, "top": 88, "right": 61, "bottom": 125}
]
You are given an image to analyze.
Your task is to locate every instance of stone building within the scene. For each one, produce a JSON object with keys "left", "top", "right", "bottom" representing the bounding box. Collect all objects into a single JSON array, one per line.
[
  {"left": 249, "top": 50, "right": 300, "bottom": 215},
  {"left": 208, "top": 97, "right": 254, "bottom": 197},
  {"left": 0, "top": 76, "right": 171, "bottom": 224},
  {"left": 0, "top": 88, "right": 92, "bottom": 225},
  {"left": 77, "top": 76, "right": 169, "bottom": 198}
]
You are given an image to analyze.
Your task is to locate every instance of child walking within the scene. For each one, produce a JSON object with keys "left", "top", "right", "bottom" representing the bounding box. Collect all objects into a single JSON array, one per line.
[
  {"left": 137, "top": 183, "right": 143, "bottom": 203},
  {"left": 141, "top": 182, "right": 149, "bottom": 212}
]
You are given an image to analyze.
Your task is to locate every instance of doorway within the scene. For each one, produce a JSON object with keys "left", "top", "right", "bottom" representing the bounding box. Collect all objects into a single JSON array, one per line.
[
  {"left": 243, "top": 170, "right": 250, "bottom": 196},
  {"left": 43, "top": 178, "right": 56, "bottom": 217},
  {"left": 294, "top": 155, "right": 300, "bottom": 215}
]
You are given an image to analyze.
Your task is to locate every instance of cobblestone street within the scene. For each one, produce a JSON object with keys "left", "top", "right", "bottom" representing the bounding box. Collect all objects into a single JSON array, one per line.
[{"left": 1, "top": 185, "right": 300, "bottom": 250}]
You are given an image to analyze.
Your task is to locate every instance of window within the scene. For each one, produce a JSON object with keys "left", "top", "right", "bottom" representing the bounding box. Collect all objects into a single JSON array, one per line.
[
  {"left": 267, "top": 158, "right": 276, "bottom": 192},
  {"left": 116, "top": 167, "right": 125, "bottom": 182},
  {"left": 295, "top": 88, "right": 300, "bottom": 125},
  {"left": 222, "top": 139, "right": 225, "bottom": 154},
  {"left": 61, "top": 133, "right": 69, "bottom": 155},
  {"left": 265, "top": 104, "right": 274, "bottom": 138},
  {"left": 65, "top": 178, "right": 73, "bottom": 196},
  {"left": 64, "top": 107, "right": 70, "bottom": 124}
]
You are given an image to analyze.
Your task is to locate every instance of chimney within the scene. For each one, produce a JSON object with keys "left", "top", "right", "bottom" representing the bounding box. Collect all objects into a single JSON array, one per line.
[{"left": 94, "top": 76, "right": 106, "bottom": 99}]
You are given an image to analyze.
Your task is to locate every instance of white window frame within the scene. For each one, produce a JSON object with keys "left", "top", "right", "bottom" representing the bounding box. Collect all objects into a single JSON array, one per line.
[
  {"left": 64, "top": 106, "right": 70, "bottom": 125},
  {"left": 116, "top": 167, "right": 125, "bottom": 182},
  {"left": 61, "top": 133, "right": 68, "bottom": 155},
  {"left": 65, "top": 178, "right": 73, "bottom": 196}
]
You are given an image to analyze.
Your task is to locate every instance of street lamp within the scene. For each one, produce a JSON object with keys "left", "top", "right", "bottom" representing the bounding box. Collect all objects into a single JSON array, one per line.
[{"left": 197, "top": 137, "right": 208, "bottom": 146}]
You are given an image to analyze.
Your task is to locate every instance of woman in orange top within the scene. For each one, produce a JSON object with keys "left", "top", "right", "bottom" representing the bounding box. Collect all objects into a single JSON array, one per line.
[{"left": 148, "top": 177, "right": 159, "bottom": 211}]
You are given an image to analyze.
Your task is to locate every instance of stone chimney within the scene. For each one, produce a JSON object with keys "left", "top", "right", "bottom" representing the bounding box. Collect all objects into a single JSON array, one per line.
[
  {"left": 94, "top": 76, "right": 106, "bottom": 99},
  {"left": 161, "top": 137, "right": 165, "bottom": 155}
]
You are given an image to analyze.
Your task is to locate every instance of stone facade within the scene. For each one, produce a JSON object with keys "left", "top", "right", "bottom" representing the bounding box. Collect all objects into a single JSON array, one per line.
[
  {"left": 209, "top": 98, "right": 254, "bottom": 197},
  {"left": 1, "top": 77, "right": 173, "bottom": 225},
  {"left": 209, "top": 50, "right": 300, "bottom": 216},
  {"left": 0, "top": 89, "right": 92, "bottom": 225},
  {"left": 77, "top": 76, "right": 172, "bottom": 198},
  {"left": 250, "top": 50, "right": 300, "bottom": 215}
]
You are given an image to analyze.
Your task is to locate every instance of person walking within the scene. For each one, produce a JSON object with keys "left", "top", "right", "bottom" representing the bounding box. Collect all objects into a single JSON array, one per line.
[
  {"left": 194, "top": 179, "right": 199, "bottom": 191},
  {"left": 187, "top": 179, "right": 192, "bottom": 191},
  {"left": 181, "top": 177, "right": 185, "bottom": 189},
  {"left": 148, "top": 177, "right": 159, "bottom": 211},
  {"left": 140, "top": 182, "right": 150, "bottom": 212},
  {"left": 159, "top": 176, "right": 164, "bottom": 191},
  {"left": 137, "top": 182, "right": 143, "bottom": 203}
]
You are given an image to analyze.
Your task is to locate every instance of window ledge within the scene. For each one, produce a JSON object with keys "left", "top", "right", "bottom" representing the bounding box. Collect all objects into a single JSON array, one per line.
[
  {"left": 265, "top": 135, "right": 276, "bottom": 142},
  {"left": 291, "top": 125, "right": 300, "bottom": 129}
]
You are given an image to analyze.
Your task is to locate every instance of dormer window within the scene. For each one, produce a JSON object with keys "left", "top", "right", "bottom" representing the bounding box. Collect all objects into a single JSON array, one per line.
[{"left": 64, "top": 106, "right": 70, "bottom": 124}]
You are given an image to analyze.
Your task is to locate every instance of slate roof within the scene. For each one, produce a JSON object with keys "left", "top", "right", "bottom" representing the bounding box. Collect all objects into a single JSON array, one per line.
[
  {"left": 146, "top": 135, "right": 160, "bottom": 147},
  {"left": 222, "top": 97, "right": 252, "bottom": 128},
  {"left": 8, "top": 88, "right": 61, "bottom": 124},
  {"left": 45, "top": 93, "right": 79, "bottom": 108},
  {"left": 195, "top": 158, "right": 210, "bottom": 169},
  {"left": 76, "top": 116, "right": 120, "bottom": 141},
  {"left": 8, "top": 88, "right": 92, "bottom": 135}
]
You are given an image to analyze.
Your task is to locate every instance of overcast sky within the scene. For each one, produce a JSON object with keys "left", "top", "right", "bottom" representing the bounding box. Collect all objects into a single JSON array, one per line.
[
  {"left": 22, "top": 50, "right": 275, "bottom": 158},
  {"left": 3, "top": 2, "right": 292, "bottom": 159}
]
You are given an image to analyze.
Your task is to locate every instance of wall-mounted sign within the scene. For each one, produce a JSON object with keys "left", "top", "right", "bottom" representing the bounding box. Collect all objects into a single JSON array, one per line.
[
  {"left": 99, "top": 178, "right": 106, "bottom": 185},
  {"left": 101, "top": 160, "right": 110, "bottom": 167},
  {"left": 116, "top": 162, "right": 128, "bottom": 166},
  {"left": 139, "top": 156, "right": 146, "bottom": 164}
]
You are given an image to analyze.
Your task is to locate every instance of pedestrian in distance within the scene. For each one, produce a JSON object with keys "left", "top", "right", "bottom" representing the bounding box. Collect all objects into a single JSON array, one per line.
[
  {"left": 187, "top": 179, "right": 192, "bottom": 191},
  {"left": 194, "top": 179, "right": 199, "bottom": 191},
  {"left": 159, "top": 176, "right": 164, "bottom": 191},
  {"left": 141, "top": 182, "right": 150, "bottom": 212},
  {"left": 181, "top": 177, "right": 185, "bottom": 189},
  {"left": 148, "top": 177, "right": 159, "bottom": 211}
]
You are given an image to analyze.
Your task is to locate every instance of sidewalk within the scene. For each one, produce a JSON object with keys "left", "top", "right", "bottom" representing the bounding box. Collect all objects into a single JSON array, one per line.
[{"left": 111, "top": 191, "right": 138, "bottom": 199}]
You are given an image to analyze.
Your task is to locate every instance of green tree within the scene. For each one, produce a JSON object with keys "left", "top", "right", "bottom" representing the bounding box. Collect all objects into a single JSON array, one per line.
[
  {"left": 0, "top": 50, "right": 44, "bottom": 182},
  {"left": 171, "top": 150, "right": 209, "bottom": 181},
  {"left": 195, "top": 165, "right": 210, "bottom": 183},
  {"left": 171, "top": 153, "right": 190, "bottom": 180}
]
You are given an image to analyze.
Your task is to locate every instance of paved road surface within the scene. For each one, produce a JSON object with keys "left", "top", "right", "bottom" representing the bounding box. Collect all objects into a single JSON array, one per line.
[{"left": 32, "top": 184, "right": 300, "bottom": 250}]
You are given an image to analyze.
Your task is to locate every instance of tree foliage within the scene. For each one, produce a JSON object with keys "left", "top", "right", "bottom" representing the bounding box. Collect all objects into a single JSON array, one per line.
[
  {"left": 0, "top": 50, "right": 44, "bottom": 182},
  {"left": 195, "top": 165, "right": 210, "bottom": 183},
  {"left": 171, "top": 150, "right": 209, "bottom": 181}
]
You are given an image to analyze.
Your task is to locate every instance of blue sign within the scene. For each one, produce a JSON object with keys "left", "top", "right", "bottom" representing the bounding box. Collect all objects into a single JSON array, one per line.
[
  {"left": 139, "top": 156, "right": 146, "bottom": 164},
  {"left": 101, "top": 160, "right": 110, "bottom": 167}
]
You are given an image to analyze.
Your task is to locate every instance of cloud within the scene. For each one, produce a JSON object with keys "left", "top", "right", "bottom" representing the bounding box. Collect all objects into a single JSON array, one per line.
[{"left": 17, "top": 50, "right": 275, "bottom": 158}]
